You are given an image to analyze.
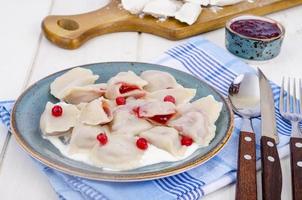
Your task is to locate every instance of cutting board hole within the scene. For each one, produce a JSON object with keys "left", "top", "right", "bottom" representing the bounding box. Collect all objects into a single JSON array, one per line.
[{"left": 57, "top": 19, "right": 79, "bottom": 31}]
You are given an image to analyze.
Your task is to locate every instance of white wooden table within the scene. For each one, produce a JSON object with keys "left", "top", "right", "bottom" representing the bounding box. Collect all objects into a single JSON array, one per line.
[{"left": 0, "top": 0, "right": 301, "bottom": 199}]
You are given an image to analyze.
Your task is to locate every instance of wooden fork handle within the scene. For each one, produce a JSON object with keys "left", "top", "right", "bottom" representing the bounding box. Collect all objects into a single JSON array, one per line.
[
  {"left": 290, "top": 137, "right": 302, "bottom": 200},
  {"left": 236, "top": 131, "right": 257, "bottom": 200},
  {"left": 261, "top": 136, "right": 282, "bottom": 200}
]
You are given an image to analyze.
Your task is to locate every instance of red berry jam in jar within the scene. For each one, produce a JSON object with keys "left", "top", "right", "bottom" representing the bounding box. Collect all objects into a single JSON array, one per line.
[{"left": 230, "top": 19, "right": 281, "bottom": 39}]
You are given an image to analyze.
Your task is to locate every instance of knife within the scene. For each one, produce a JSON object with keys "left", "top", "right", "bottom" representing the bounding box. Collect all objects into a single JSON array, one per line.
[{"left": 258, "top": 69, "right": 282, "bottom": 200}]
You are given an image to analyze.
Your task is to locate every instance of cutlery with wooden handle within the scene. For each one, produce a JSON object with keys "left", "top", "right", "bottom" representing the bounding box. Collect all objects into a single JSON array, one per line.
[
  {"left": 279, "top": 77, "right": 302, "bottom": 200},
  {"left": 228, "top": 73, "right": 260, "bottom": 200},
  {"left": 258, "top": 69, "right": 282, "bottom": 200}
]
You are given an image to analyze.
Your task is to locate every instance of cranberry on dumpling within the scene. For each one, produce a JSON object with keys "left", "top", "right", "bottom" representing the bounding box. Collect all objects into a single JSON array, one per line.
[{"left": 40, "top": 102, "right": 80, "bottom": 136}]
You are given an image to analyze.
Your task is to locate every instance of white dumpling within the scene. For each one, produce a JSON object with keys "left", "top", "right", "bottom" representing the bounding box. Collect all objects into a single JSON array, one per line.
[
  {"left": 50, "top": 67, "right": 99, "bottom": 100},
  {"left": 80, "top": 97, "right": 113, "bottom": 125},
  {"left": 210, "top": 0, "right": 244, "bottom": 6},
  {"left": 69, "top": 123, "right": 109, "bottom": 154},
  {"left": 105, "top": 83, "right": 146, "bottom": 99},
  {"left": 111, "top": 108, "right": 152, "bottom": 136},
  {"left": 90, "top": 134, "right": 144, "bottom": 170},
  {"left": 107, "top": 71, "right": 147, "bottom": 88},
  {"left": 140, "top": 70, "right": 182, "bottom": 92},
  {"left": 121, "top": 0, "right": 151, "bottom": 14},
  {"left": 40, "top": 102, "right": 80, "bottom": 136},
  {"left": 178, "top": 95, "right": 223, "bottom": 123},
  {"left": 63, "top": 83, "right": 107, "bottom": 104},
  {"left": 175, "top": 2, "right": 202, "bottom": 25},
  {"left": 105, "top": 71, "right": 148, "bottom": 99},
  {"left": 76, "top": 102, "right": 88, "bottom": 111},
  {"left": 146, "top": 88, "right": 196, "bottom": 105},
  {"left": 185, "top": 0, "right": 210, "bottom": 6},
  {"left": 140, "top": 126, "right": 185, "bottom": 156},
  {"left": 138, "top": 100, "right": 176, "bottom": 118},
  {"left": 168, "top": 111, "right": 215, "bottom": 146},
  {"left": 143, "top": 0, "right": 183, "bottom": 18}
]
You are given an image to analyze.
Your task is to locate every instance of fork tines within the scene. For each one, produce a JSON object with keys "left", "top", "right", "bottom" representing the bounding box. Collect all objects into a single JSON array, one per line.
[{"left": 279, "top": 77, "right": 302, "bottom": 127}]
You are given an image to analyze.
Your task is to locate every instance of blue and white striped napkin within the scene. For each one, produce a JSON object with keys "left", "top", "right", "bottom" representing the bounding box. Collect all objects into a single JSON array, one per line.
[{"left": 0, "top": 36, "right": 299, "bottom": 200}]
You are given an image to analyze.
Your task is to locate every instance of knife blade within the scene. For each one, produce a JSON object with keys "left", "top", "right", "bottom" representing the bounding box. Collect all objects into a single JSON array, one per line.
[
  {"left": 258, "top": 68, "right": 282, "bottom": 200},
  {"left": 258, "top": 69, "right": 279, "bottom": 143}
]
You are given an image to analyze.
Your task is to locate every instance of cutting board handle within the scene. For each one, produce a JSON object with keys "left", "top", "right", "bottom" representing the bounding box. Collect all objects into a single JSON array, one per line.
[
  {"left": 41, "top": 0, "right": 185, "bottom": 49},
  {"left": 42, "top": 0, "right": 133, "bottom": 49}
]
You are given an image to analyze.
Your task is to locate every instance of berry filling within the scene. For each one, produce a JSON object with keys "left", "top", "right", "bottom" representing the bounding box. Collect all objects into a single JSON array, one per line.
[
  {"left": 119, "top": 83, "right": 140, "bottom": 94},
  {"left": 102, "top": 102, "right": 111, "bottom": 118},
  {"left": 136, "top": 138, "right": 148, "bottom": 150},
  {"left": 230, "top": 19, "right": 281, "bottom": 39},
  {"left": 149, "top": 114, "right": 174, "bottom": 124},
  {"left": 116, "top": 96, "right": 126, "bottom": 105},
  {"left": 51, "top": 105, "right": 63, "bottom": 117},
  {"left": 97, "top": 133, "right": 108, "bottom": 145},
  {"left": 163, "top": 95, "right": 176, "bottom": 104},
  {"left": 132, "top": 107, "right": 141, "bottom": 118},
  {"left": 181, "top": 135, "right": 193, "bottom": 146}
]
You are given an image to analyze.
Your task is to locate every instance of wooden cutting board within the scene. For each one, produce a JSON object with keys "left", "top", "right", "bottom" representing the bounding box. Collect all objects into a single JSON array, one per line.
[{"left": 42, "top": 0, "right": 302, "bottom": 49}]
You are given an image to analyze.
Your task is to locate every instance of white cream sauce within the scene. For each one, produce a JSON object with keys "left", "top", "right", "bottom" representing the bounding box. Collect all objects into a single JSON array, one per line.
[{"left": 45, "top": 135, "right": 200, "bottom": 171}]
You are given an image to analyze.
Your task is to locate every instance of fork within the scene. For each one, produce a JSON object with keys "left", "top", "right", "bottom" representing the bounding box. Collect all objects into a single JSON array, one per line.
[{"left": 279, "top": 77, "right": 302, "bottom": 200}]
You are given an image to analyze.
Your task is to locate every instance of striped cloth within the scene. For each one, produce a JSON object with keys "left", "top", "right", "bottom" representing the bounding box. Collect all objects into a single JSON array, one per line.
[{"left": 0, "top": 36, "right": 299, "bottom": 200}]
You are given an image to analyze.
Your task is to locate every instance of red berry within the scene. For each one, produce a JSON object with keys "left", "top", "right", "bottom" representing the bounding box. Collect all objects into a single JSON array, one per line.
[
  {"left": 181, "top": 135, "right": 193, "bottom": 146},
  {"left": 97, "top": 133, "right": 108, "bottom": 145},
  {"left": 136, "top": 138, "right": 148, "bottom": 150},
  {"left": 116, "top": 96, "right": 126, "bottom": 105},
  {"left": 163, "top": 95, "right": 176, "bottom": 104},
  {"left": 51, "top": 105, "right": 63, "bottom": 117}
]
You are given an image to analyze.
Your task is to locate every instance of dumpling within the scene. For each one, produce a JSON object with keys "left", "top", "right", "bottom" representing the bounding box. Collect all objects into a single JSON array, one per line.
[
  {"left": 107, "top": 71, "right": 147, "bottom": 87},
  {"left": 50, "top": 67, "right": 99, "bottom": 100},
  {"left": 105, "top": 83, "right": 146, "bottom": 99},
  {"left": 69, "top": 123, "right": 109, "bottom": 154},
  {"left": 105, "top": 71, "right": 148, "bottom": 99},
  {"left": 177, "top": 95, "right": 223, "bottom": 123},
  {"left": 76, "top": 102, "right": 88, "bottom": 111},
  {"left": 79, "top": 97, "right": 113, "bottom": 125},
  {"left": 185, "top": 0, "right": 210, "bottom": 6},
  {"left": 146, "top": 88, "right": 196, "bottom": 105},
  {"left": 138, "top": 100, "right": 176, "bottom": 117},
  {"left": 175, "top": 2, "right": 202, "bottom": 25},
  {"left": 140, "top": 126, "right": 186, "bottom": 156},
  {"left": 111, "top": 108, "right": 152, "bottom": 136},
  {"left": 40, "top": 102, "right": 80, "bottom": 136},
  {"left": 63, "top": 83, "right": 107, "bottom": 104},
  {"left": 143, "top": 0, "right": 183, "bottom": 18},
  {"left": 210, "top": 0, "right": 244, "bottom": 6},
  {"left": 121, "top": 0, "right": 151, "bottom": 14},
  {"left": 168, "top": 111, "right": 216, "bottom": 146},
  {"left": 136, "top": 100, "right": 176, "bottom": 125},
  {"left": 90, "top": 134, "right": 144, "bottom": 170},
  {"left": 140, "top": 70, "right": 182, "bottom": 92}
]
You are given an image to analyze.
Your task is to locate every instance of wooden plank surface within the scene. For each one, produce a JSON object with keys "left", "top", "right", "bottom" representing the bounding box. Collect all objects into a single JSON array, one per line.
[
  {"left": 41, "top": 0, "right": 302, "bottom": 49},
  {"left": 0, "top": 0, "right": 53, "bottom": 174},
  {"left": 0, "top": 0, "right": 139, "bottom": 199},
  {"left": 0, "top": 0, "right": 301, "bottom": 199}
]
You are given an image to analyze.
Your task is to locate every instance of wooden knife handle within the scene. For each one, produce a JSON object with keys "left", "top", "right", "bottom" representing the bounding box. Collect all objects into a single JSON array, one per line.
[
  {"left": 260, "top": 136, "right": 282, "bottom": 200},
  {"left": 290, "top": 137, "right": 302, "bottom": 200},
  {"left": 236, "top": 131, "right": 257, "bottom": 200}
]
